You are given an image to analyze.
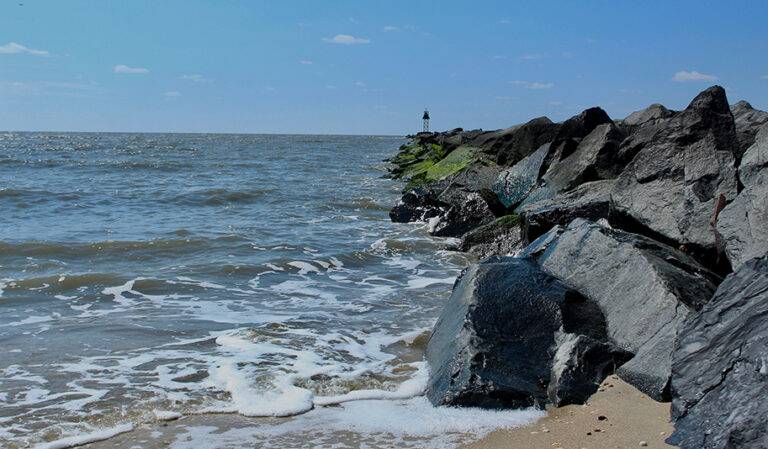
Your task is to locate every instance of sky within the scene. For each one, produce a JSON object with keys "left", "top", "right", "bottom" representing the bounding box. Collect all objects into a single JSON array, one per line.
[{"left": 1, "top": 1, "right": 767, "bottom": 135}]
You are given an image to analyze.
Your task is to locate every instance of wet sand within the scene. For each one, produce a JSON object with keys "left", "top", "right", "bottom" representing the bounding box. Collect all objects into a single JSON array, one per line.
[{"left": 463, "top": 376, "right": 677, "bottom": 449}]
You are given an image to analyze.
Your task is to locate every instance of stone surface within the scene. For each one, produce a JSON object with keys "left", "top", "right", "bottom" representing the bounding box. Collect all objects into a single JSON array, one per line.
[
  {"left": 527, "top": 219, "right": 720, "bottom": 400},
  {"left": 457, "top": 215, "right": 523, "bottom": 258},
  {"left": 541, "top": 107, "right": 613, "bottom": 176},
  {"left": 470, "top": 117, "right": 561, "bottom": 166},
  {"left": 426, "top": 257, "right": 618, "bottom": 409},
  {"left": 716, "top": 123, "right": 768, "bottom": 270},
  {"left": 493, "top": 143, "right": 550, "bottom": 208},
  {"left": 518, "top": 180, "right": 614, "bottom": 244},
  {"left": 548, "top": 333, "right": 632, "bottom": 407},
  {"left": 388, "top": 187, "right": 446, "bottom": 223},
  {"left": 669, "top": 254, "right": 768, "bottom": 449},
  {"left": 731, "top": 100, "right": 768, "bottom": 159},
  {"left": 610, "top": 86, "right": 739, "bottom": 264},
  {"left": 621, "top": 103, "right": 675, "bottom": 128},
  {"left": 430, "top": 189, "right": 503, "bottom": 238}
]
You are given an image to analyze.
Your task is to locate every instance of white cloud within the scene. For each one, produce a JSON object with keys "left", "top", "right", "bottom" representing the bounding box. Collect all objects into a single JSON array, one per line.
[
  {"left": 299, "top": 60, "right": 313, "bottom": 65},
  {"left": 0, "top": 42, "right": 49, "bottom": 56},
  {"left": 511, "top": 80, "right": 555, "bottom": 90},
  {"left": 163, "top": 91, "right": 181, "bottom": 98},
  {"left": 383, "top": 25, "right": 399, "bottom": 32},
  {"left": 355, "top": 81, "right": 367, "bottom": 88},
  {"left": 323, "top": 34, "right": 370, "bottom": 45},
  {"left": 113, "top": 65, "right": 149, "bottom": 74},
  {"left": 499, "top": 19, "right": 510, "bottom": 24},
  {"left": 672, "top": 70, "right": 718, "bottom": 82},
  {"left": 325, "top": 84, "right": 337, "bottom": 90},
  {"left": 761, "top": 75, "right": 768, "bottom": 80},
  {"left": 519, "top": 53, "right": 545, "bottom": 60},
  {"left": 181, "top": 74, "right": 212, "bottom": 83}
]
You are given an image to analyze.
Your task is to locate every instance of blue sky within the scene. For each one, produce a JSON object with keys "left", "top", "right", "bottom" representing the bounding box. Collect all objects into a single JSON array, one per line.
[{"left": 1, "top": 1, "right": 767, "bottom": 134}]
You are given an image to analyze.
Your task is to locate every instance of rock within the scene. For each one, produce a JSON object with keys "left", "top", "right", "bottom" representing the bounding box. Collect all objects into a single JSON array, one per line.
[
  {"left": 493, "top": 143, "right": 550, "bottom": 208},
  {"left": 668, "top": 254, "right": 768, "bottom": 449},
  {"left": 426, "top": 257, "right": 619, "bottom": 409},
  {"left": 537, "top": 123, "right": 627, "bottom": 195},
  {"left": 518, "top": 180, "right": 614, "bottom": 244},
  {"left": 542, "top": 107, "right": 613, "bottom": 176},
  {"left": 470, "top": 117, "right": 561, "bottom": 166},
  {"left": 621, "top": 103, "right": 675, "bottom": 128},
  {"left": 457, "top": 214, "right": 523, "bottom": 258},
  {"left": 548, "top": 333, "right": 632, "bottom": 407},
  {"left": 610, "top": 86, "right": 739, "bottom": 271},
  {"left": 389, "top": 187, "right": 446, "bottom": 223},
  {"left": 731, "top": 100, "right": 768, "bottom": 159},
  {"left": 430, "top": 189, "right": 503, "bottom": 238},
  {"left": 526, "top": 219, "right": 720, "bottom": 400},
  {"left": 716, "top": 124, "right": 768, "bottom": 270}
]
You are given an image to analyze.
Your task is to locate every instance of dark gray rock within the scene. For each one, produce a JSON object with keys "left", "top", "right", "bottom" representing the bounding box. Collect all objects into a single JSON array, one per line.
[
  {"left": 541, "top": 107, "right": 613, "bottom": 176},
  {"left": 548, "top": 333, "right": 632, "bottom": 407},
  {"left": 470, "top": 117, "right": 561, "bottom": 166},
  {"left": 731, "top": 100, "right": 768, "bottom": 159},
  {"left": 538, "top": 123, "right": 626, "bottom": 195},
  {"left": 430, "top": 189, "right": 503, "bottom": 238},
  {"left": 621, "top": 103, "right": 675, "bottom": 128},
  {"left": 492, "top": 143, "right": 550, "bottom": 208},
  {"left": 717, "top": 124, "right": 768, "bottom": 270},
  {"left": 518, "top": 180, "right": 614, "bottom": 244},
  {"left": 457, "top": 215, "right": 523, "bottom": 258},
  {"left": 669, "top": 254, "right": 768, "bottom": 449},
  {"left": 389, "top": 187, "right": 446, "bottom": 223},
  {"left": 610, "top": 86, "right": 739, "bottom": 268},
  {"left": 527, "top": 219, "right": 720, "bottom": 400},
  {"left": 426, "top": 256, "right": 620, "bottom": 409}
]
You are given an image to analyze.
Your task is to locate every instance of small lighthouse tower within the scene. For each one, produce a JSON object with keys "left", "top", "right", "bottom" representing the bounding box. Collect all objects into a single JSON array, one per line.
[{"left": 422, "top": 108, "right": 430, "bottom": 133}]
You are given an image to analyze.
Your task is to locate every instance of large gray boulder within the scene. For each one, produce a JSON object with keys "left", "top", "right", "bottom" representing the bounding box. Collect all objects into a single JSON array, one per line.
[
  {"left": 610, "top": 86, "right": 739, "bottom": 269},
  {"left": 493, "top": 143, "right": 550, "bottom": 208},
  {"left": 731, "top": 100, "right": 768, "bottom": 159},
  {"left": 456, "top": 215, "right": 523, "bottom": 258},
  {"left": 541, "top": 107, "right": 613, "bottom": 176},
  {"left": 621, "top": 103, "right": 675, "bottom": 129},
  {"left": 526, "top": 219, "right": 720, "bottom": 400},
  {"left": 426, "top": 257, "right": 628, "bottom": 409},
  {"left": 669, "top": 254, "right": 768, "bottom": 449},
  {"left": 470, "top": 117, "right": 561, "bottom": 166},
  {"left": 518, "top": 180, "right": 614, "bottom": 244},
  {"left": 717, "top": 123, "right": 768, "bottom": 270}
]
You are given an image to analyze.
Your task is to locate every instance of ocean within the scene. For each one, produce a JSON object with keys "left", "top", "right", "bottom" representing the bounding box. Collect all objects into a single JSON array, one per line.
[{"left": 0, "top": 133, "right": 542, "bottom": 449}]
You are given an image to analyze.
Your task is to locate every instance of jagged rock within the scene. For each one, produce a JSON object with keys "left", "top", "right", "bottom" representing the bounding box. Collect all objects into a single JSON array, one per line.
[
  {"left": 538, "top": 123, "right": 626, "bottom": 193},
  {"left": 389, "top": 187, "right": 446, "bottom": 223},
  {"left": 430, "top": 190, "right": 503, "bottom": 238},
  {"left": 470, "top": 117, "right": 561, "bottom": 166},
  {"left": 541, "top": 107, "right": 613, "bottom": 176},
  {"left": 518, "top": 180, "right": 614, "bottom": 244},
  {"left": 717, "top": 124, "right": 768, "bottom": 270},
  {"left": 456, "top": 215, "right": 522, "bottom": 258},
  {"left": 620, "top": 103, "right": 675, "bottom": 129},
  {"left": 669, "top": 254, "right": 768, "bottom": 449},
  {"left": 731, "top": 100, "right": 768, "bottom": 158},
  {"left": 526, "top": 219, "right": 720, "bottom": 400},
  {"left": 426, "top": 257, "right": 620, "bottom": 409},
  {"left": 548, "top": 333, "right": 632, "bottom": 407},
  {"left": 610, "top": 86, "right": 739, "bottom": 269},
  {"left": 493, "top": 143, "right": 550, "bottom": 208}
]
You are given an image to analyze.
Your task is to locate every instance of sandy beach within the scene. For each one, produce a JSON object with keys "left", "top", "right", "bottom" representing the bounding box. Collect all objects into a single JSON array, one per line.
[{"left": 464, "top": 376, "right": 676, "bottom": 449}]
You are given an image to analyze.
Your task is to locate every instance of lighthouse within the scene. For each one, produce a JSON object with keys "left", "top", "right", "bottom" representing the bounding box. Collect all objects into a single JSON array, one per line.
[{"left": 422, "top": 108, "right": 430, "bottom": 133}]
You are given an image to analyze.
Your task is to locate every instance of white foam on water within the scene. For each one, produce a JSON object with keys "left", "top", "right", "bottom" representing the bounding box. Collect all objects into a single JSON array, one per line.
[
  {"left": 287, "top": 261, "right": 321, "bottom": 275},
  {"left": 427, "top": 215, "right": 442, "bottom": 234},
  {"left": 101, "top": 279, "right": 138, "bottom": 306},
  {"left": 153, "top": 410, "right": 183, "bottom": 421},
  {"left": 406, "top": 276, "right": 456, "bottom": 289},
  {"left": 33, "top": 423, "right": 134, "bottom": 449}
]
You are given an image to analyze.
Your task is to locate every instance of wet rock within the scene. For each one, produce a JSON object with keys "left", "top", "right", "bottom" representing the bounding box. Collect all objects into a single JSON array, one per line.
[
  {"left": 548, "top": 333, "right": 632, "bottom": 407},
  {"left": 389, "top": 187, "right": 446, "bottom": 223},
  {"left": 426, "top": 257, "right": 617, "bottom": 409},
  {"left": 470, "top": 117, "right": 561, "bottom": 166},
  {"left": 430, "top": 189, "right": 503, "bottom": 238},
  {"left": 669, "top": 254, "right": 768, "bottom": 449},
  {"left": 526, "top": 219, "right": 720, "bottom": 400},
  {"left": 493, "top": 143, "right": 550, "bottom": 208},
  {"left": 457, "top": 214, "right": 523, "bottom": 258},
  {"left": 731, "top": 100, "right": 768, "bottom": 159},
  {"left": 610, "top": 86, "right": 739, "bottom": 267},
  {"left": 542, "top": 107, "right": 613, "bottom": 176},
  {"left": 518, "top": 180, "right": 614, "bottom": 244},
  {"left": 716, "top": 123, "right": 768, "bottom": 270}
]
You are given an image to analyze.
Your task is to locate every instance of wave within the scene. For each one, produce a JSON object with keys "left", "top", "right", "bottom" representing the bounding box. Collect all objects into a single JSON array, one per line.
[
  {"left": 0, "top": 188, "right": 82, "bottom": 205},
  {"left": 164, "top": 188, "right": 274, "bottom": 206}
]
